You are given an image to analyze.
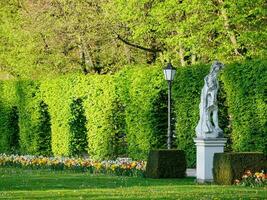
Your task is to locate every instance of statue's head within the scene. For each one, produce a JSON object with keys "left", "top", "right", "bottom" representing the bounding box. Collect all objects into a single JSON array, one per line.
[{"left": 210, "top": 60, "right": 224, "bottom": 74}]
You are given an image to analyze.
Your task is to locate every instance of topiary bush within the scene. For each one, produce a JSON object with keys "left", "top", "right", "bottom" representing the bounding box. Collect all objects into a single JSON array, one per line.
[
  {"left": 213, "top": 152, "right": 267, "bottom": 185},
  {"left": 146, "top": 149, "right": 186, "bottom": 178}
]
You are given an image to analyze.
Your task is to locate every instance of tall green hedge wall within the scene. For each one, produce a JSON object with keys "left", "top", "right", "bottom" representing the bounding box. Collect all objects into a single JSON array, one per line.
[
  {"left": 0, "top": 60, "right": 266, "bottom": 167},
  {"left": 221, "top": 60, "right": 267, "bottom": 154}
]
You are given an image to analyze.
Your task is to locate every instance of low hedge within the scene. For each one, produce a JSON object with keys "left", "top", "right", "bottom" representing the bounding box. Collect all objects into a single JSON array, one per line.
[
  {"left": 213, "top": 152, "right": 267, "bottom": 185},
  {"left": 146, "top": 149, "right": 186, "bottom": 178}
]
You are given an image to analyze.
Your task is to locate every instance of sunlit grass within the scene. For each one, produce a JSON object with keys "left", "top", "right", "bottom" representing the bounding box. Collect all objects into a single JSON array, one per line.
[{"left": 0, "top": 167, "right": 266, "bottom": 199}]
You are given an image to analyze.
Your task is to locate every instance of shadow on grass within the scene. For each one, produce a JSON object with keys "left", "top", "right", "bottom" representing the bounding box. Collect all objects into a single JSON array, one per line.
[{"left": 0, "top": 167, "right": 195, "bottom": 191}]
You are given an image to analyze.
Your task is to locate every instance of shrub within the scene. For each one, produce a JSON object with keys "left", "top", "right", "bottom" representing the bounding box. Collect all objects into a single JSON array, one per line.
[
  {"left": 40, "top": 75, "right": 80, "bottom": 156},
  {"left": 40, "top": 74, "right": 123, "bottom": 159},
  {"left": 213, "top": 152, "right": 267, "bottom": 185},
  {"left": 115, "top": 66, "right": 168, "bottom": 160},
  {"left": 145, "top": 149, "right": 186, "bottom": 178},
  {"left": 221, "top": 59, "right": 267, "bottom": 153},
  {"left": 0, "top": 81, "right": 19, "bottom": 153},
  {"left": 16, "top": 80, "right": 52, "bottom": 155}
]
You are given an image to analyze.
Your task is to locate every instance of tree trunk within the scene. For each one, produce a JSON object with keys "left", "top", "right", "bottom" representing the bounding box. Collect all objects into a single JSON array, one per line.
[
  {"left": 178, "top": 43, "right": 186, "bottom": 66},
  {"left": 218, "top": 0, "right": 241, "bottom": 56}
]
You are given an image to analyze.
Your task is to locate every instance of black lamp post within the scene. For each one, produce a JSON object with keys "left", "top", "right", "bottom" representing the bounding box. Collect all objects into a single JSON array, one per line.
[{"left": 163, "top": 63, "right": 176, "bottom": 149}]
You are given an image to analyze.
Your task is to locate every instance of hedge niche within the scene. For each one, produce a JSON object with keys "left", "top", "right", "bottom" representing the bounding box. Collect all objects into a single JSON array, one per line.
[
  {"left": 172, "top": 64, "right": 209, "bottom": 167},
  {"left": 69, "top": 98, "right": 88, "bottom": 156},
  {"left": 116, "top": 66, "right": 168, "bottom": 160},
  {"left": 0, "top": 81, "right": 19, "bottom": 153}
]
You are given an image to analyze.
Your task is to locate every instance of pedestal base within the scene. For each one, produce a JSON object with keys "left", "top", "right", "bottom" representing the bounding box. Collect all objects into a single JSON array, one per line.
[{"left": 194, "top": 138, "right": 227, "bottom": 183}]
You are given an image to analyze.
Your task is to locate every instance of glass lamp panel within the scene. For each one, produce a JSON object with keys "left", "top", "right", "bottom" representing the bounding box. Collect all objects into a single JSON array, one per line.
[{"left": 163, "top": 69, "right": 172, "bottom": 81}]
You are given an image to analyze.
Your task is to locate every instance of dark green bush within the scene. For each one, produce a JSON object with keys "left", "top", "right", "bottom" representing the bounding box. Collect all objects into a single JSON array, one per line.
[
  {"left": 0, "top": 81, "right": 19, "bottom": 153},
  {"left": 69, "top": 98, "right": 88, "bottom": 156},
  {"left": 221, "top": 59, "right": 267, "bottom": 153},
  {"left": 213, "top": 152, "right": 267, "bottom": 185},
  {"left": 146, "top": 149, "right": 186, "bottom": 178}
]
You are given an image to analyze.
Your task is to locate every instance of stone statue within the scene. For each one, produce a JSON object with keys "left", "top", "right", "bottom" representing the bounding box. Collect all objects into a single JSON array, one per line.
[{"left": 196, "top": 61, "right": 224, "bottom": 138}]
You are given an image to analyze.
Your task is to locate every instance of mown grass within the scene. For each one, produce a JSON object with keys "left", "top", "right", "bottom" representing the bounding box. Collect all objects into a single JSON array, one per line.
[{"left": 0, "top": 167, "right": 266, "bottom": 199}]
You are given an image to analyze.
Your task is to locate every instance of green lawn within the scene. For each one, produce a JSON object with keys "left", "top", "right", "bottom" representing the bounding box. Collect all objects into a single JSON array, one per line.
[{"left": 0, "top": 167, "right": 266, "bottom": 200}]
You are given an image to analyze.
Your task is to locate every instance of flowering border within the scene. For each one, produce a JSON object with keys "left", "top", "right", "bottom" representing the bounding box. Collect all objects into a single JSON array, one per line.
[
  {"left": 0, "top": 154, "right": 146, "bottom": 177},
  {"left": 235, "top": 170, "right": 267, "bottom": 187}
]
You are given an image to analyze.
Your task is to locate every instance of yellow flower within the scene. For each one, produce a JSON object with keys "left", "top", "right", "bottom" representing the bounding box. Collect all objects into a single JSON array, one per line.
[
  {"left": 131, "top": 162, "right": 137, "bottom": 168},
  {"left": 111, "top": 164, "right": 117, "bottom": 171}
]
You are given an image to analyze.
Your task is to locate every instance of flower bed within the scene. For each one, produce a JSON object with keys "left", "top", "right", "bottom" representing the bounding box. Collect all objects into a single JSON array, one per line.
[
  {"left": 235, "top": 170, "right": 267, "bottom": 187},
  {"left": 0, "top": 154, "right": 146, "bottom": 177}
]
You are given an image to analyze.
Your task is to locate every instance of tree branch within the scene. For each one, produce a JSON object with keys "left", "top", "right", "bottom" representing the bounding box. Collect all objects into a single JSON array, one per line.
[{"left": 116, "top": 34, "right": 162, "bottom": 53}]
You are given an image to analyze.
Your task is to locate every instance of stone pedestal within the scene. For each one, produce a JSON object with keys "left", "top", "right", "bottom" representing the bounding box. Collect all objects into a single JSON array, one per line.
[{"left": 194, "top": 138, "right": 227, "bottom": 183}]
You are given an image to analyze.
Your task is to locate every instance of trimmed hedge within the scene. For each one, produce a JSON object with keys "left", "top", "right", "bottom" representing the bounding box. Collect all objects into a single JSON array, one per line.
[
  {"left": 0, "top": 59, "right": 265, "bottom": 166},
  {"left": 16, "top": 80, "right": 51, "bottom": 155},
  {"left": 213, "top": 152, "right": 267, "bottom": 185},
  {"left": 115, "top": 66, "right": 168, "bottom": 159},
  {"left": 146, "top": 149, "right": 186, "bottom": 178},
  {"left": 40, "top": 75, "right": 123, "bottom": 159},
  {"left": 221, "top": 60, "right": 267, "bottom": 154}
]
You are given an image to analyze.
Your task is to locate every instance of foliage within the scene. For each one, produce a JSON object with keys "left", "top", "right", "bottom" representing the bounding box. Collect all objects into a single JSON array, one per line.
[
  {"left": 173, "top": 64, "right": 207, "bottom": 167},
  {"left": 221, "top": 59, "right": 267, "bottom": 153},
  {"left": 40, "top": 74, "right": 123, "bottom": 159},
  {"left": 0, "top": 154, "right": 146, "bottom": 177},
  {"left": 16, "top": 80, "right": 52, "bottom": 155},
  {"left": 0, "top": 60, "right": 266, "bottom": 167},
  {"left": 0, "top": 81, "right": 19, "bottom": 153},
  {"left": 213, "top": 152, "right": 267, "bottom": 185},
  {"left": 1, "top": 1, "right": 266, "bottom": 77},
  {"left": 146, "top": 150, "right": 186, "bottom": 178},
  {"left": 115, "top": 66, "right": 168, "bottom": 159}
]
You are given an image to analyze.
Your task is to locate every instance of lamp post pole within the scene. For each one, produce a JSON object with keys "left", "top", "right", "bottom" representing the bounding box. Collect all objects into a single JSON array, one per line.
[
  {"left": 163, "top": 63, "right": 176, "bottom": 150},
  {"left": 167, "top": 80, "right": 172, "bottom": 149}
]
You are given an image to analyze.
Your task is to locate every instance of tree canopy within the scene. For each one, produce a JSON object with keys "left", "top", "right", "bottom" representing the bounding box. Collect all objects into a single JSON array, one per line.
[{"left": 0, "top": 0, "right": 266, "bottom": 78}]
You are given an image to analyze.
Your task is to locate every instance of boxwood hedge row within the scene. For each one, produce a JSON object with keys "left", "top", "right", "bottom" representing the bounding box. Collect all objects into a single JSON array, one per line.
[{"left": 0, "top": 60, "right": 265, "bottom": 167}]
